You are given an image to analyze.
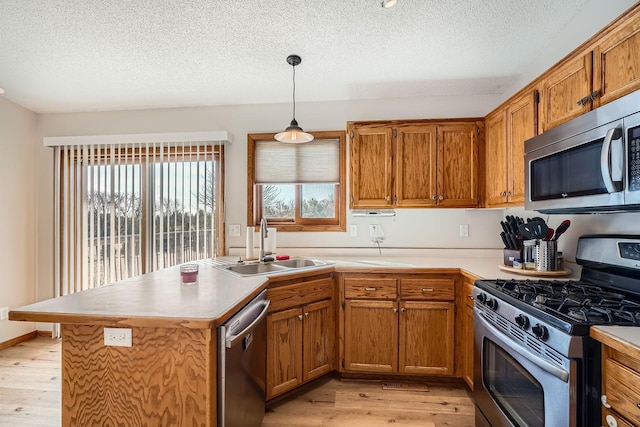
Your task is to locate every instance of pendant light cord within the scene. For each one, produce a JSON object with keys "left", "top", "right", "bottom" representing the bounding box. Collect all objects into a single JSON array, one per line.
[{"left": 292, "top": 64, "right": 296, "bottom": 120}]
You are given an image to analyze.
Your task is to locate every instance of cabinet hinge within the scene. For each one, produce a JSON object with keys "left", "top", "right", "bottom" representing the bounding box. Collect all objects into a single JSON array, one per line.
[
  {"left": 393, "top": 129, "right": 398, "bottom": 138},
  {"left": 454, "top": 362, "right": 457, "bottom": 373},
  {"left": 350, "top": 130, "right": 354, "bottom": 139},
  {"left": 454, "top": 305, "right": 457, "bottom": 314},
  {"left": 477, "top": 127, "right": 480, "bottom": 135},
  {"left": 534, "top": 90, "right": 540, "bottom": 104},
  {"left": 350, "top": 195, "right": 354, "bottom": 205},
  {"left": 341, "top": 358, "right": 345, "bottom": 368},
  {"left": 341, "top": 301, "right": 345, "bottom": 310}
]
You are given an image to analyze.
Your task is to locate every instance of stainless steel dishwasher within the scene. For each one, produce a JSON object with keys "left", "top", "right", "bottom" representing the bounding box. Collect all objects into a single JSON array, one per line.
[{"left": 218, "top": 289, "right": 270, "bottom": 427}]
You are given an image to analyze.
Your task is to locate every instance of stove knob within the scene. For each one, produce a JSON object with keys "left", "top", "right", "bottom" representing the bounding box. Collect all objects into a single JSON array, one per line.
[
  {"left": 486, "top": 298, "right": 498, "bottom": 310},
  {"left": 476, "top": 293, "right": 487, "bottom": 304},
  {"left": 532, "top": 324, "right": 548, "bottom": 341},
  {"left": 515, "top": 314, "right": 530, "bottom": 329}
]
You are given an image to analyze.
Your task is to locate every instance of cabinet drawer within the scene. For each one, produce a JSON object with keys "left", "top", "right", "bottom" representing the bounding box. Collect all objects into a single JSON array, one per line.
[
  {"left": 267, "top": 278, "right": 333, "bottom": 312},
  {"left": 400, "top": 277, "right": 454, "bottom": 301},
  {"left": 344, "top": 276, "right": 397, "bottom": 299},
  {"left": 604, "top": 357, "right": 640, "bottom": 425},
  {"left": 602, "top": 408, "right": 635, "bottom": 427},
  {"left": 463, "top": 280, "right": 475, "bottom": 308}
]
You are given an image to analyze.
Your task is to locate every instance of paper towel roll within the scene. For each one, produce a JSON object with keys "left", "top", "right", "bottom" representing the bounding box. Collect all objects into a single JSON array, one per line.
[{"left": 245, "top": 227, "right": 254, "bottom": 259}]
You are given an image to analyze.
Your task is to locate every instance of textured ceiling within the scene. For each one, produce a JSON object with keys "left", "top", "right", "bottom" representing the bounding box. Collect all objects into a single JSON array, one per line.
[{"left": 0, "top": 0, "right": 632, "bottom": 113}]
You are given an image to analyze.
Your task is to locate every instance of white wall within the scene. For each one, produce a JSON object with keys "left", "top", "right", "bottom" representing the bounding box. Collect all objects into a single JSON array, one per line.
[{"left": 0, "top": 97, "right": 37, "bottom": 342}]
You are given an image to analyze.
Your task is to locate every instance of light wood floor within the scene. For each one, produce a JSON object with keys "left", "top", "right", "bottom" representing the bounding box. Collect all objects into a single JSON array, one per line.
[{"left": 0, "top": 337, "right": 475, "bottom": 426}]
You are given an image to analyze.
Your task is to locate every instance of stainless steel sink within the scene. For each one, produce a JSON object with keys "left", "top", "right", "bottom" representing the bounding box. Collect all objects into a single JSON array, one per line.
[{"left": 220, "top": 258, "right": 329, "bottom": 276}]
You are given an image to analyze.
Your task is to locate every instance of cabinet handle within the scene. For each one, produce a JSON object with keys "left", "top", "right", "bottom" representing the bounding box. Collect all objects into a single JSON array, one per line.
[
  {"left": 364, "top": 287, "right": 377, "bottom": 291},
  {"left": 500, "top": 191, "right": 506, "bottom": 196},
  {"left": 298, "top": 314, "right": 303, "bottom": 321},
  {"left": 393, "top": 308, "right": 398, "bottom": 313},
  {"left": 467, "top": 295, "right": 474, "bottom": 300},
  {"left": 400, "top": 307, "right": 406, "bottom": 313},
  {"left": 506, "top": 191, "right": 511, "bottom": 196},
  {"left": 304, "top": 312, "right": 309, "bottom": 318},
  {"left": 601, "top": 394, "right": 612, "bottom": 409},
  {"left": 438, "top": 195, "right": 444, "bottom": 200},
  {"left": 421, "top": 288, "right": 434, "bottom": 293},
  {"left": 386, "top": 196, "right": 391, "bottom": 201},
  {"left": 432, "top": 195, "right": 437, "bottom": 200}
]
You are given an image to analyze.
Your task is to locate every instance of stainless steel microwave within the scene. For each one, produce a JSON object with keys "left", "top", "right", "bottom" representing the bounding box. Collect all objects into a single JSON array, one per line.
[{"left": 525, "top": 89, "right": 640, "bottom": 214}]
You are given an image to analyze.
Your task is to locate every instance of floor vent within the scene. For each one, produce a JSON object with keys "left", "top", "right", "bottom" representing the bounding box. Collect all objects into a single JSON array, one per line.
[{"left": 382, "top": 382, "right": 430, "bottom": 392}]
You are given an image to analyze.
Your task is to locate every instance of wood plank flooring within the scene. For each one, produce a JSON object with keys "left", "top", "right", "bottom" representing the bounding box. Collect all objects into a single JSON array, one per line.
[{"left": 0, "top": 337, "right": 475, "bottom": 426}]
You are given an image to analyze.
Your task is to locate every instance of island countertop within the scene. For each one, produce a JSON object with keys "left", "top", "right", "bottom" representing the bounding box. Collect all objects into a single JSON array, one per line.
[{"left": 9, "top": 260, "right": 270, "bottom": 329}]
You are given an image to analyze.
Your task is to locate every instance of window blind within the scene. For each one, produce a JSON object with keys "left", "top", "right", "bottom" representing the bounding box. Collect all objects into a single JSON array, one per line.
[
  {"left": 54, "top": 141, "right": 222, "bottom": 296},
  {"left": 255, "top": 138, "right": 340, "bottom": 184}
]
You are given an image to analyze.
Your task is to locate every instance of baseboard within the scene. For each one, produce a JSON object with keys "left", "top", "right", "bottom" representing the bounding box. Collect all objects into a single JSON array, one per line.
[
  {"left": 37, "top": 330, "right": 53, "bottom": 338},
  {"left": 0, "top": 331, "right": 38, "bottom": 351}
]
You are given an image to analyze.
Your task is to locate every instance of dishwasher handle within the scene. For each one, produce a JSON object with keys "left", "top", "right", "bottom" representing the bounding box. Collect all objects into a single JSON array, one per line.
[{"left": 225, "top": 299, "right": 270, "bottom": 348}]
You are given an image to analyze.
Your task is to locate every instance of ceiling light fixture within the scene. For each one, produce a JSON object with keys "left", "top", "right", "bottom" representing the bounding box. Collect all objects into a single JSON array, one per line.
[
  {"left": 274, "top": 54, "right": 314, "bottom": 144},
  {"left": 0, "top": 87, "right": 5, "bottom": 94},
  {"left": 381, "top": 0, "right": 397, "bottom": 8}
]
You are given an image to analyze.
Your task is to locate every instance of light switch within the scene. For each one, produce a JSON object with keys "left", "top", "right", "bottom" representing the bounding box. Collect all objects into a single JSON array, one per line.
[{"left": 229, "top": 224, "right": 241, "bottom": 237}]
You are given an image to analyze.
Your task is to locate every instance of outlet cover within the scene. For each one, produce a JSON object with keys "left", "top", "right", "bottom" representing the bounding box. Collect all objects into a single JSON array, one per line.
[
  {"left": 104, "top": 328, "right": 132, "bottom": 347},
  {"left": 349, "top": 225, "right": 358, "bottom": 237},
  {"left": 229, "top": 224, "right": 241, "bottom": 237},
  {"left": 0, "top": 307, "right": 8, "bottom": 320},
  {"left": 459, "top": 224, "right": 469, "bottom": 238}
]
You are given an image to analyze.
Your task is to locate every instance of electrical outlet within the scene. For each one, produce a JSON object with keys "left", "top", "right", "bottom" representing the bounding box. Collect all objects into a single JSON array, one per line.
[
  {"left": 104, "top": 328, "right": 132, "bottom": 347},
  {"left": 349, "top": 224, "right": 358, "bottom": 237},
  {"left": 0, "top": 307, "right": 8, "bottom": 320},
  {"left": 228, "top": 224, "right": 241, "bottom": 237},
  {"left": 459, "top": 224, "right": 469, "bottom": 238},
  {"left": 369, "top": 224, "right": 378, "bottom": 238}
]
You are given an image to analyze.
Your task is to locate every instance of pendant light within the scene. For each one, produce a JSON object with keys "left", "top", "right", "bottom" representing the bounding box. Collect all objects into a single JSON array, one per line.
[{"left": 275, "top": 54, "right": 314, "bottom": 144}]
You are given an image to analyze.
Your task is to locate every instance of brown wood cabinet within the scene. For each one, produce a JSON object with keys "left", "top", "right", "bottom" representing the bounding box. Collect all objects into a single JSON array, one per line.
[
  {"left": 348, "top": 121, "right": 481, "bottom": 209},
  {"left": 455, "top": 274, "right": 477, "bottom": 389},
  {"left": 485, "top": 91, "right": 537, "bottom": 207},
  {"left": 598, "top": 343, "right": 640, "bottom": 426},
  {"left": 341, "top": 273, "right": 455, "bottom": 376},
  {"left": 266, "top": 274, "right": 334, "bottom": 399}
]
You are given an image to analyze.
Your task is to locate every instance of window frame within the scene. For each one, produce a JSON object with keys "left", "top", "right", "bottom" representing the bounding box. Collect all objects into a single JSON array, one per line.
[{"left": 247, "top": 130, "right": 346, "bottom": 232}]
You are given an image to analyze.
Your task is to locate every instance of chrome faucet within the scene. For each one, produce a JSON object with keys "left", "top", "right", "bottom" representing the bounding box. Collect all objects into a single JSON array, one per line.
[{"left": 258, "top": 217, "right": 269, "bottom": 261}]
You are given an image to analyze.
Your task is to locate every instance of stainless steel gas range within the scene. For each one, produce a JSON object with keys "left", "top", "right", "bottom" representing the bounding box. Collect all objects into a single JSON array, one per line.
[{"left": 474, "top": 234, "right": 640, "bottom": 427}]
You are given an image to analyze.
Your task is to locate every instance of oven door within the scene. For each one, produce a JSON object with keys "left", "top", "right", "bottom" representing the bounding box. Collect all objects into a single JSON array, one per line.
[{"left": 474, "top": 309, "right": 577, "bottom": 427}]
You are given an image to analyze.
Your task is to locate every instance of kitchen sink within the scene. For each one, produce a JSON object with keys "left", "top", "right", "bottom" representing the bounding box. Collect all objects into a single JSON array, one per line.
[{"left": 220, "top": 258, "right": 329, "bottom": 276}]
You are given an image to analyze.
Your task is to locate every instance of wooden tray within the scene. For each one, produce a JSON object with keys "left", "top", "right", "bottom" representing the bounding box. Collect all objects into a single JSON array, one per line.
[{"left": 498, "top": 264, "right": 572, "bottom": 276}]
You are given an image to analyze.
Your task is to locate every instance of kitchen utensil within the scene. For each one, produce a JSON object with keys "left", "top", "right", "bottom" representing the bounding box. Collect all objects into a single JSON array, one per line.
[
  {"left": 552, "top": 220, "right": 571, "bottom": 241},
  {"left": 544, "top": 227, "right": 554, "bottom": 241},
  {"left": 500, "top": 221, "right": 510, "bottom": 234},
  {"left": 519, "top": 221, "right": 549, "bottom": 240},
  {"left": 500, "top": 232, "right": 510, "bottom": 248}
]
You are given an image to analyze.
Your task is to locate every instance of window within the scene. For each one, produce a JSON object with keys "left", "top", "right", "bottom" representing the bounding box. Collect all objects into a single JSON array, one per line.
[
  {"left": 55, "top": 142, "right": 224, "bottom": 294},
  {"left": 247, "top": 131, "right": 346, "bottom": 231}
]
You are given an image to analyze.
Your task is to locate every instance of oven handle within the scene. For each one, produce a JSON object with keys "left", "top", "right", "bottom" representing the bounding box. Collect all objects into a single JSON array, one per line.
[
  {"left": 600, "top": 126, "right": 623, "bottom": 193},
  {"left": 477, "top": 311, "right": 570, "bottom": 383}
]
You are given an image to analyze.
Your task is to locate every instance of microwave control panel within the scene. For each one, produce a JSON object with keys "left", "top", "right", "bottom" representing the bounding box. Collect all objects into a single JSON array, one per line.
[{"left": 629, "top": 125, "right": 640, "bottom": 191}]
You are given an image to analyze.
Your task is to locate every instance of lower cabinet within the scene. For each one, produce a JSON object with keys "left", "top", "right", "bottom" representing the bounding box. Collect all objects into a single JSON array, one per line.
[
  {"left": 600, "top": 347, "right": 640, "bottom": 426},
  {"left": 266, "top": 275, "right": 334, "bottom": 399},
  {"left": 456, "top": 274, "right": 477, "bottom": 389},
  {"left": 341, "top": 273, "right": 455, "bottom": 377}
]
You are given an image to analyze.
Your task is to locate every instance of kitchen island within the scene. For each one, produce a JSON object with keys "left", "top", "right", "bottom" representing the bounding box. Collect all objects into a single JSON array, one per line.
[{"left": 9, "top": 260, "right": 269, "bottom": 426}]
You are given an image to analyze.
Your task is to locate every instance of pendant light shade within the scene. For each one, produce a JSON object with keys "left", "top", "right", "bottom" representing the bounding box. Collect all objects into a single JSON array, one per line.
[{"left": 275, "top": 54, "right": 314, "bottom": 144}]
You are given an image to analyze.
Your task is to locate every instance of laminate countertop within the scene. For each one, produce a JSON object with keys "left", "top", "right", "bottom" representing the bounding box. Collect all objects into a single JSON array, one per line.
[
  {"left": 10, "top": 254, "right": 579, "bottom": 329},
  {"left": 591, "top": 325, "right": 640, "bottom": 357}
]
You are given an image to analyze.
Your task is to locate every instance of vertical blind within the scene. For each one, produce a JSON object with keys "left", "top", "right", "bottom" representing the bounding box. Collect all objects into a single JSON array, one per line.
[{"left": 54, "top": 141, "right": 223, "bottom": 300}]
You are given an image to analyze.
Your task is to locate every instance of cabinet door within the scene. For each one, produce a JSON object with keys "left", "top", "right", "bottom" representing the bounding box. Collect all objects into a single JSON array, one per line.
[
  {"left": 399, "top": 300, "right": 455, "bottom": 375},
  {"left": 455, "top": 276, "right": 476, "bottom": 389},
  {"left": 462, "top": 305, "right": 474, "bottom": 388},
  {"left": 344, "top": 300, "right": 398, "bottom": 373},
  {"left": 303, "top": 299, "right": 334, "bottom": 382},
  {"left": 540, "top": 52, "right": 593, "bottom": 131},
  {"left": 506, "top": 90, "right": 538, "bottom": 205},
  {"left": 350, "top": 126, "right": 394, "bottom": 207},
  {"left": 266, "top": 307, "right": 303, "bottom": 399},
  {"left": 395, "top": 125, "right": 438, "bottom": 207},
  {"left": 485, "top": 110, "right": 508, "bottom": 206},
  {"left": 593, "top": 12, "right": 640, "bottom": 108},
  {"left": 437, "top": 124, "right": 479, "bottom": 207}
]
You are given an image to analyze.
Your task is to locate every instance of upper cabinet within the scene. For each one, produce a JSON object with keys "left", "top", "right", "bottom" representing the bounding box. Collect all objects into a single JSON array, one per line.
[
  {"left": 348, "top": 120, "right": 481, "bottom": 209},
  {"left": 593, "top": 11, "right": 640, "bottom": 108},
  {"left": 486, "top": 90, "right": 538, "bottom": 207},
  {"left": 539, "top": 5, "right": 640, "bottom": 132},
  {"left": 540, "top": 53, "right": 593, "bottom": 132}
]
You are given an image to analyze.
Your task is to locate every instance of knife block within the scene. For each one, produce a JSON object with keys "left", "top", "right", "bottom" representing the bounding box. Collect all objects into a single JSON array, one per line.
[{"left": 503, "top": 248, "right": 523, "bottom": 267}]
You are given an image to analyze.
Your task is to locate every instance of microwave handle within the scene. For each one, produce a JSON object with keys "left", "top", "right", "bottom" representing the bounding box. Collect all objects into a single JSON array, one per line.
[{"left": 600, "top": 126, "right": 623, "bottom": 193}]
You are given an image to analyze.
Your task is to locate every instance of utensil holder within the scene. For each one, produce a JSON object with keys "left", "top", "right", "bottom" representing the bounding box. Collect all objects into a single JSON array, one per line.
[{"left": 535, "top": 241, "right": 557, "bottom": 271}]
